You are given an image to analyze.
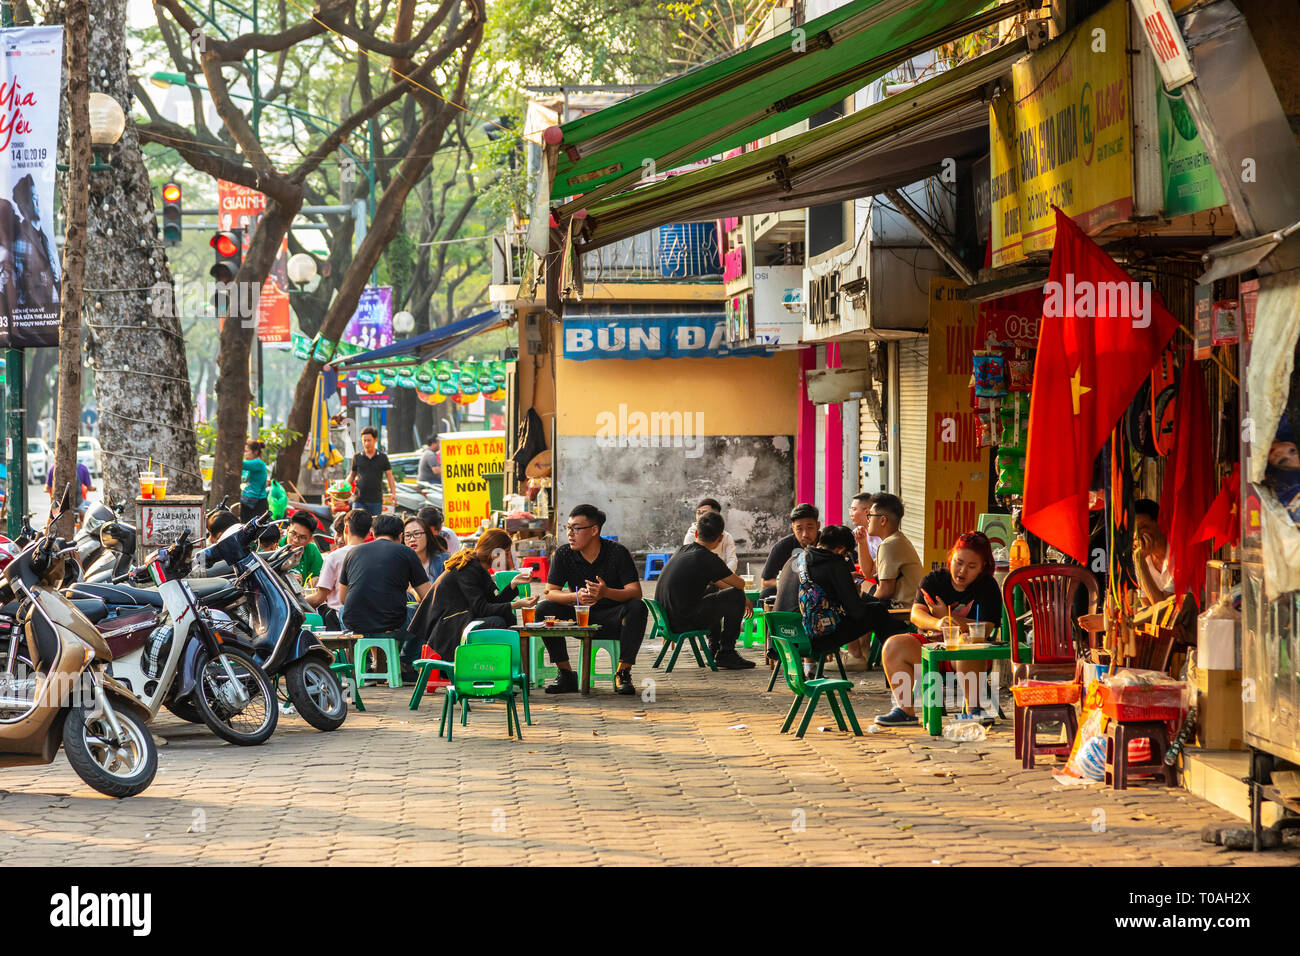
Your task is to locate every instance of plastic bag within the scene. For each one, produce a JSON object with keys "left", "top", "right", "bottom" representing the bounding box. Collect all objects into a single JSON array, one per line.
[{"left": 267, "top": 479, "right": 289, "bottom": 519}]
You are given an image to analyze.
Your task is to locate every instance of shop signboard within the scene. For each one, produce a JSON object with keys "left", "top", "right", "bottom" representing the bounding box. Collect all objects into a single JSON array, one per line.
[
  {"left": 1156, "top": 68, "right": 1226, "bottom": 217},
  {"left": 989, "top": 1, "right": 1134, "bottom": 267},
  {"left": 217, "top": 180, "right": 290, "bottom": 345},
  {"left": 923, "top": 279, "right": 990, "bottom": 569},
  {"left": 439, "top": 430, "right": 505, "bottom": 536},
  {"left": 1132, "top": 0, "right": 1195, "bottom": 90},
  {"left": 1193, "top": 283, "right": 1213, "bottom": 360},
  {"left": 752, "top": 266, "right": 804, "bottom": 347},
  {"left": 343, "top": 286, "right": 394, "bottom": 352},
  {"left": 138, "top": 497, "right": 205, "bottom": 549},
  {"left": 0, "top": 27, "right": 65, "bottom": 349},
  {"left": 563, "top": 314, "right": 767, "bottom": 361}
]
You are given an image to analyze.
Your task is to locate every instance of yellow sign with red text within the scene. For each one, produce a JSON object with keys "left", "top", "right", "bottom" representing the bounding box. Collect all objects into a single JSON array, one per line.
[
  {"left": 989, "top": 0, "right": 1133, "bottom": 266},
  {"left": 924, "top": 279, "right": 990, "bottom": 570},
  {"left": 439, "top": 431, "right": 506, "bottom": 536}
]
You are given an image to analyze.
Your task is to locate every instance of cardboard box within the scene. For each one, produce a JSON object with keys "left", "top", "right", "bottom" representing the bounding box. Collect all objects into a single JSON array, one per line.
[{"left": 1195, "top": 668, "right": 1244, "bottom": 751}]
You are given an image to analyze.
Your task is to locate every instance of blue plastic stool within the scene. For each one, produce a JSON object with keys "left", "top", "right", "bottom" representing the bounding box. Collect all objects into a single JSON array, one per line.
[
  {"left": 588, "top": 639, "right": 621, "bottom": 691},
  {"left": 354, "top": 635, "right": 403, "bottom": 688},
  {"left": 643, "top": 553, "right": 672, "bottom": 581}
]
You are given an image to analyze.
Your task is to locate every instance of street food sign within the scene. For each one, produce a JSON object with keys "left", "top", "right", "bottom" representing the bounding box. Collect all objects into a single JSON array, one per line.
[
  {"left": 989, "top": 1, "right": 1134, "bottom": 266},
  {"left": 439, "top": 431, "right": 505, "bottom": 536},
  {"left": 139, "top": 498, "right": 205, "bottom": 549},
  {"left": 1131, "top": 0, "right": 1195, "bottom": 90}
]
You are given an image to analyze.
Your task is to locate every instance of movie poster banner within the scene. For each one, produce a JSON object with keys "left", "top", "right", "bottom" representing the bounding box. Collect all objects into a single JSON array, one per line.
[
  {"left": 216, "top": 180, "right": 290, "bottom": 345},
  {"left": 0, "top": 27, "right": 64, "bottom": 349}
]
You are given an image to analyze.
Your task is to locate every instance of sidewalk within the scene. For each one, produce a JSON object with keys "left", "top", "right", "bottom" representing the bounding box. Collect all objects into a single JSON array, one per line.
[{"left": 0, "top": 638, "right": 1292, "bottom": 866}]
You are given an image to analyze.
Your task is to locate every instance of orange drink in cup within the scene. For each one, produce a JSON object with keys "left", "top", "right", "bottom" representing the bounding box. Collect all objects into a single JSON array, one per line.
[
  {"left": 521, "top": 606, "right": 536, "bottom": 624},
  {"left": 575, "top": 604, "right": 591, "bottom": 627},
  {"left": 139, "top": 472, "right": 155, "bottom": 499},
  {"left": 153, "top": 476, "right": 168, "bottom": 500}
]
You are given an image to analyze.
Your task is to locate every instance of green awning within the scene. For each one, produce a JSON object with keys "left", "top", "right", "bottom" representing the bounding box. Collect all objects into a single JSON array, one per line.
[
  {"left": 575, "top": 39, "right": 1026, "bottom": 253},
  {"left": 542, "top": 0, "right": 1031, "bottom": 212}
]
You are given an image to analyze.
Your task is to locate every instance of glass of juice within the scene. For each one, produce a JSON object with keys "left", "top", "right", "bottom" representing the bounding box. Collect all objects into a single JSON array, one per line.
[
  {"left": 139, "top": 472, "right": 155, "bottom": 499},
  {"left": 521, "top": 606, "right": 536, "bottom": 624},
  {"left": 575, "top": 604, "right": 590, "bottom": 627},
  {"left": 153, "top": 476, "right": 168, "bottom": 500}
]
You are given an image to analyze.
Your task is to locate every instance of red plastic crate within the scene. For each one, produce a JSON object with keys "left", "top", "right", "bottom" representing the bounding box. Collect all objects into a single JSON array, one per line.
[{"left": 1098, "top": 683, "right": 1184, "bottom": 722}]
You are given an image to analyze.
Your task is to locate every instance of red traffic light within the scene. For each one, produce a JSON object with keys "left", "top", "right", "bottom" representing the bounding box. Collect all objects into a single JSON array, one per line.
[
  {"left": 162, "top": 183, "right": 181, "bottom": 203},
  {"left": 211, "top": 234, "right": 239, "bottom": 258}
]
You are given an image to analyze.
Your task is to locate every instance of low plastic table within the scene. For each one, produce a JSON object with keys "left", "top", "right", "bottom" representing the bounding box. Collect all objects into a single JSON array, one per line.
[
  {"left": 918, "top": 641, "right": 1029, "bottom": 736},
  {"left": 514, "top": 623, "right": 602, "bottom": 695}
]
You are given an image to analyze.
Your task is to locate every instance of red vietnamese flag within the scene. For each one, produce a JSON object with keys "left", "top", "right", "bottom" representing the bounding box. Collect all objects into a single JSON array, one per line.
[{"left": 1021, "top": 209, "right": 1180, "bottom": 561}]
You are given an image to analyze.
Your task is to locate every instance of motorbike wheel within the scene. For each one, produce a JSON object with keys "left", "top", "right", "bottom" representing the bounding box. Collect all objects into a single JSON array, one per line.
[
  {"left": 285, "top": 658, "right": 347, "bottom": 731},
  {"left": 192, "top": 645, "right": 278, "bottom": 746},
  {"left": 63, "top": 703, "right": 158, "bottom": 798},
  {"left": 163, "top": 698, "right": 204, "bottom": 724}
]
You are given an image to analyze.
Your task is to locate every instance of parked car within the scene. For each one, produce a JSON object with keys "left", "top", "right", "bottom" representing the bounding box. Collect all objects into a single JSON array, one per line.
[
  {"left": 25, "top": 438, "right": 48, "bottom": 485},
  {"left": 77, "top": 436, "right": 103, "bottom": 477}
]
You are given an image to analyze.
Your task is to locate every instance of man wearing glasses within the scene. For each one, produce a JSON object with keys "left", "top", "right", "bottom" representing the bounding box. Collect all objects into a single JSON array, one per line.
[
  {"left": 537, "top": 504, "right": 646, "bottom": 696},
  {"left": 852, "top": 493, "right": 922, "bottom": 606}
]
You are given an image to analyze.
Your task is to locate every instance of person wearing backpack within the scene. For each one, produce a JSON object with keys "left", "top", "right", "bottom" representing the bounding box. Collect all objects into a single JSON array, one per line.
[{"left": 795, "top": 525, "right": 897, "bottom": 665}]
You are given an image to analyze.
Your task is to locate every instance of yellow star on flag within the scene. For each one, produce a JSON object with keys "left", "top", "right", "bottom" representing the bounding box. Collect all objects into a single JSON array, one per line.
[{"left": 1070, "top": 365, "right": 1092, "bottom": 415}]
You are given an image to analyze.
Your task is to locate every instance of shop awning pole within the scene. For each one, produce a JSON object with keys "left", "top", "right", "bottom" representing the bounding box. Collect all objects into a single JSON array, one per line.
[{"left": 881, "top": 187, "right": 977, "bottom": 285}]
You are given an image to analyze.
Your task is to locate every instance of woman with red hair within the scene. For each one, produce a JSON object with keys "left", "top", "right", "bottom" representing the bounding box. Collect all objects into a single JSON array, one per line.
[{"left": 875, "top": 531, "right": 1004, "bottom": 726}]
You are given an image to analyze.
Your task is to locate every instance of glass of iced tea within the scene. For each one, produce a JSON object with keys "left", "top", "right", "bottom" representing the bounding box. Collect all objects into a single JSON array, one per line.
[
  {"left": 575, "top": 604, "right": 590, "bottom": 627},
  {"left": 520, "top": 606, "right": 536, "bottom": 624},
  {"left": 138, "top": 472, "right": 155, "bottom": 499}
]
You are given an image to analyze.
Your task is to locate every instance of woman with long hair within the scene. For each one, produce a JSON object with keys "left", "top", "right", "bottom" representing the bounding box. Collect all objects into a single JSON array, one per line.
[
  {"left": 240, "top": 440, "right": 269, "bottom": 520},
  {"left": 403, "top": 516, "right": 449, "bottom": 585},
  {"left": 875, "top": 530, "right": 1004, "bottom": 726},
  {"left": 411, "top": 529, "right": 537, "bottom": 661}
]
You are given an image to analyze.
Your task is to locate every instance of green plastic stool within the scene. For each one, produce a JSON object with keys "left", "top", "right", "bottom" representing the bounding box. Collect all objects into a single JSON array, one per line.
[
  {"left": 588, "top": 639, "right": 620, "bottom": 691},
  {"left": 740, "top": 609, "right": 766, "bottom": 648},
  {"left": 644, "top": 598, "right": 716, "bottom": 673},
  {"left": 354, "top": 635, "right": 403, "bottom": 688},
  {"left": 329, "top": 650, "right": 365, "bottom": 711},
  {"left": 531, "top": 637, "right": 559, "bottom": 688}
]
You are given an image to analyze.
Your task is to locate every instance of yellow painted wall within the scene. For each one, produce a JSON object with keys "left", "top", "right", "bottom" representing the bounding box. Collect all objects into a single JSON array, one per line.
[{"left": 556, "top": 350, "right": 801, "bottom": 437}]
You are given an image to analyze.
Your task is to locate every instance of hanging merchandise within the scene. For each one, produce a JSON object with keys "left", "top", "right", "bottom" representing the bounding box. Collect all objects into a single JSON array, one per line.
[
  {"left": 396, "top": 371, "right": 417, "bottom": 389},
  {"left": 995, "top": 450, "right": 1026, "bottom": 497},
  {"left": 453, "top": 392, "right": 476, "bottom": 405},
  {"left": 379, "top": 370, "right": 398, "bottom": 387},
  {"left": 486, "top": 388, "right": 507, "bottom": 402},
  {"left": 1008, "top": 351, "right": 1034, "bottom": 391},
  {"left": 357, "top": 370, "right": 377, "bottom": 385},
  {"left": 291, "top": 333, "right": 313, "bottom": 361},
  {"left": 435, "top": 359, "right": 454, "bottom": 382},
  {"left": 976, "top": 413, "right": 994, "bottom": 448},
  {"left": 972, "top": 350, "right": 1008, "bottom": 398},
  {"left": 490, "top": 359, "right": 508, "bottom": 385},
  {"left": 311, "top": 336, "right": 338, "bottom": 363},
  {"left": 1150, "top": 347, "right": 1179, "bottom": 458},
  {"left": 437, "top": 380, "right": 459, "bottom": 397},
  {"left": 416, "top": 361, "right": 435, "bottom": 385},
  {"left": 476, "top": 363, "right": 493, "bottom": 388}
]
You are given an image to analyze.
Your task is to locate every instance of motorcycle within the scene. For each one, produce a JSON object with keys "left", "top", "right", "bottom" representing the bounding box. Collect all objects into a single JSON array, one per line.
[
  {"left": 0, "top": 488, "right": 157, "bottom": 797},
  {"left": 73, "top": 513, "right": 346, "bottom": 732},
  {"left": 79, "top": 499, "right": 136, "bottom": 584},
  {"left": 70, "top": 529, "right": 279, "bottom": 746}
]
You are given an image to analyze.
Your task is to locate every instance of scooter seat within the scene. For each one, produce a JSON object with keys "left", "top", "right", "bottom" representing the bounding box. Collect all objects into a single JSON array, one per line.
[
  {"left": 71, "top": 577, "right": 235, "bottom": 608},
  {"left": 70, "top": 598, "right": 109, "bottom": 624}
]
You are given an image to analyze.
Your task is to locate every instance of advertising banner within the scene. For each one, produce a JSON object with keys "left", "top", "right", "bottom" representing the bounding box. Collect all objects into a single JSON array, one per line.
[
  {"left": 989, "top": 1, "right": 1133, "bottom": 267},
  {"left": 0, "top": 27, "right": 64, "bottom": 349},
  {"left": 439, "top": 430, "right": 505, "bottom": 536},
  {"left": 1156, "top": 70, "right": 1226, "bottom": 217},
  {"left": 924, "top": 279, "right": 990, "bottom": 569},
  {"left": 563, "top": 313, "right": 768, "bottom": 361},
  {"left": 343, "top": 286, "right": 393, "bottom": 352},
  {"left": 216, "top": 180, "right": 290, "bottom": 345},
  {"left": 753, "top": 265, "right": 804, "bottom": 347}
]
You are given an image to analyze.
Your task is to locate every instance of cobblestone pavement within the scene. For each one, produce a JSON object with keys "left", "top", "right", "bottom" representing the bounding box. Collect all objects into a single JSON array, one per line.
[{"left": 0, "top": 639, "right": 1294, "bottom": 866}]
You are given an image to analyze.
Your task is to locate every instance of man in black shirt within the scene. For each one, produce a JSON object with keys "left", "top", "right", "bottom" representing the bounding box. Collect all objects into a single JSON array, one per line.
[
  {"left": 338, "top": 513, "right": 432, "bottom": 676},
  {"left": 537, "top": 504, "right": 647, "bottom": 696},
  {"left": 760, "top": 503, "right": 820, "bottom": 598},
  {"left": 348, "top": 425, "right": 397, "bottom": 517},
  {"left": 658, "top": 511, "right": 754, "bottom": 669}
]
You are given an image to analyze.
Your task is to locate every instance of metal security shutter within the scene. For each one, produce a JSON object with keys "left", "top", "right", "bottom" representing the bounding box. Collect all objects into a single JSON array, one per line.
[
  {"left": 897, "top": 336, "right": 929, "bottom": 553},
  {"left": 859, "top": 372, "right": 884, "bottom": 494}
]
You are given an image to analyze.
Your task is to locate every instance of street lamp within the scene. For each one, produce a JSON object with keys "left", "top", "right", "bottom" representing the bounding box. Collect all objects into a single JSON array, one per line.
[
  {"left": 88, "top": 92, "right": 126, "bottom": 147},
  {"left": 393, "top": 311, "right": 415, "bottom": 335},
  {"left": 287, "top": 252, "right": 318, "bottom": 289}
]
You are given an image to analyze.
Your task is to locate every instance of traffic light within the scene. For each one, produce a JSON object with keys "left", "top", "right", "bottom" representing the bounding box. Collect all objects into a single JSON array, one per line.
[
  {"left": 162, "top": 182, "right": 182, "bottom": 246},
  {"left": 209, "top": 229, "right": 243, "bottom": 283}
]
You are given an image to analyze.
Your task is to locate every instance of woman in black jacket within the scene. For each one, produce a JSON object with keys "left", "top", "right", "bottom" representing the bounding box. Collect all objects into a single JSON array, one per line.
[
  {"left": 411, "top": 529, "right": 538, "bottom": 661},
  {"left": 798, "top": 525, "right": 898, "bottom": 657}
]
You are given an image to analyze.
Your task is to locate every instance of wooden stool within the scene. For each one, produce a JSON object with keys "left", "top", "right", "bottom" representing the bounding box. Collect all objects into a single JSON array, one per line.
[
  {"left": 1018, "top": 703, "right": 1078, "bottom": 769},
  {"left": 1104, "top": 720, "right": 1176, "bottom": 789}
]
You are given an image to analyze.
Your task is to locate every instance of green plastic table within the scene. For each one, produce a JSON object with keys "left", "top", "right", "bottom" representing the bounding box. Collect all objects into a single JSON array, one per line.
[
  {"left": 514, "top": 623, "right": 602, "bottom": 695},
  {"left": 918, "top": 641, "right": 1031, "bottom": 736}
]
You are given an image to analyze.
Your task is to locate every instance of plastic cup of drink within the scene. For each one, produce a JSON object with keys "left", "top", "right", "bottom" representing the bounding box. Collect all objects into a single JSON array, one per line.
[
  {"left": 521, "top": 606, "right": 536, "bottom": 624},
  {"left": 940, "top": 624, "right": 962, "bottom": 647},
  {"left": 966, "top": 621, "right": 989, "bottom": 643},
  {"left": 575, "top": 605, "right": 590, "bottom": 627},
  {"left": 153, "top": 477, "right": 168, "bottom": 500},
  {"left": 139, "top": 472, "right": 155, "bottom": 499}
]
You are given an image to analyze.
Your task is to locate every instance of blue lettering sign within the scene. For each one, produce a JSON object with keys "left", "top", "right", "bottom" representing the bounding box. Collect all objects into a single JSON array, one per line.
[{"left": 563, "top": 315, "right": 770, "bottom": 361}]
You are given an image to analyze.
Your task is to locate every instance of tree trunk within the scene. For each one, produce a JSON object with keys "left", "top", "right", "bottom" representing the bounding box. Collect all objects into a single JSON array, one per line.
[
  {"left": 71, "top": 0, "right": 200, "bottom": 522},
  {"left": 50, "top": 0, "right": 88, "bottom": 537}
]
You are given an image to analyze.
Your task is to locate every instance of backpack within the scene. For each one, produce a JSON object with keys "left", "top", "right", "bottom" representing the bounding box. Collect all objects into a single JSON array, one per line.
[{"left": 796, "top": 551, "right": 844, "bottom": 637}]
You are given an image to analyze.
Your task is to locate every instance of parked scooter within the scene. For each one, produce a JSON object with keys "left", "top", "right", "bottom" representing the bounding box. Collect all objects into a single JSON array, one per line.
[
  {"left": 79, "top": 498, "right": 136, "bottom": 584},
  {"left": 0, "top": 489, "right": 157, "bottom": 797}
]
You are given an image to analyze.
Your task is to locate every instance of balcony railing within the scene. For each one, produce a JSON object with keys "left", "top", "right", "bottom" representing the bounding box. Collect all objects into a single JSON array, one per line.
[{"left": 493, "top": 223, "right": 723, "bottom": 287}]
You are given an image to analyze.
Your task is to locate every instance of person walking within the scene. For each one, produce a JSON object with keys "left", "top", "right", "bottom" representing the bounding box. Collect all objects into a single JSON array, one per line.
[
  {"left": 240, "top": 440, "right": 270, "bottom": 520},
  {"left": 417, "top": 434, "right": 441, "bottom": 484},
  {"left": 347, "top": 425, "right": 397, "bottom": 516}
]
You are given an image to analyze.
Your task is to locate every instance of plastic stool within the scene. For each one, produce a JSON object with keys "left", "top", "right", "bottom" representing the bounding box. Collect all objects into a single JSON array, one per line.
[
  {"left": 588, "top": 639, "right": 621, "bottom": 691},
  {"left": 643, "top": 553, "right": 672, "bottom": 581},
  {"left": 740, "top": 610, "right": 766, "bottom": 649},
  {"left": 1104, "top": 720, "right": 1176, "bottom": 789},
  {"left": 1018, "top": 703, "right": 1078, "bottom": 769},
  {"left": 329, "top": 653, "right": 365, "bottom": 712},
  {"left": 531, "top": 638, "right": 559, "bottom": 688},
  {"left": 354, "top": 635, "right": 403, "bottom": 688},
  {"left": 518, "top": 555, "right": 549, "bottom": 582}
]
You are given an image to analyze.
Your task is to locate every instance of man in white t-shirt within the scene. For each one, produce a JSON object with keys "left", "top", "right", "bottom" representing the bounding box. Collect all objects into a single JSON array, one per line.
[
  {"left": 309, "top": 508, "right": 371, "bottom": 623},
  {"left": 1133, "top": 498, "right": 1175, "bottom": 605},
  {"left": 683, "top": 497, "right": 738, "bottom": 572}
]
